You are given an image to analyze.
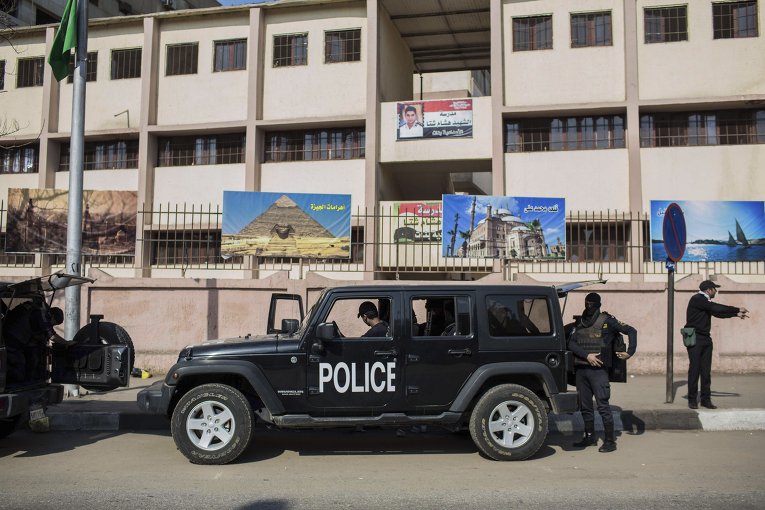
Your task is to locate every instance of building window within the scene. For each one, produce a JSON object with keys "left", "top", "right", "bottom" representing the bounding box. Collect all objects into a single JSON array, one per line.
[
  {"left": 644, "top": 5, "right": 688, "bottom": 43},
  {"left": 0, "top": 60, "right": 5, "bottom": 90},
  {"left": 111, "top": 48, "right": 142, "bottom": 79},
  {"left": 59, "top": 140, "right": 139, "bottom": 171},
  {"left": 713, "top": 1, "right": 758, "bottom": 38},
  {"left": 265, "top": 128, "right": 366, "bottom": 162},
  {"left": 67, "top": 51, "right": 98, "bottom": 83},
  {"left": 0, "top": 144, "right": 39, "bottom": 174},
  {"left": 325, "top": 29, "right": 361, "bottom": 63},
  {"left": 512, "top": 15, "right": 553, "bottom": 51},
  {"left": 640, "top": 109, "right": 765, "bottom": 147},
  {"left": 157, "top": 134, "right": 245, "bottom": 166},
  {"left": 149, "top": 229, "right": 242, "bottom": 267},
  {"left": 16, "top": 57, "right": 45, "bottom": 88},
  {"left": 505, "top": 115, "right": 625, "bottom": 152},
  {"left": 571, "top": 11, "right": 613, "bottom": 47},
  {"left": 213, "top": 39, "right": 247, "bottom": 72},
  {"left": 273, "top": 33, "right": 308, "bottom": 67},
  {"left": 567, "top": 220, "right": 635, "bottom": 262},
  {"left": 166, "top": 43, "right": 199, "bottom": 76}
]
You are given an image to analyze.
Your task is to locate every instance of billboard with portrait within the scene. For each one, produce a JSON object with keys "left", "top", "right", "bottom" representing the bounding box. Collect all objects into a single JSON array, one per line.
[
  {"left": 441, "top": 195, "right": 566, "bottom": 260},
  {"left": 650, "top": 200, "right": 765, "bottom": 262},
  {"left": 222, "top": 191, "right": 351, "bottom": 258},
  {"left": 5, "top": 188, "right": 137, "bottom": 255},
  {"left": 396, "top": 99, "right": 473, "bottom": 140}
]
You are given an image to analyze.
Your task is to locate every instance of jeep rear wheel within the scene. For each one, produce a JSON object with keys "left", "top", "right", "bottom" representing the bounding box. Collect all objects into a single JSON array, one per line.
[
  {"left": 171, "top": 383, "right": 254, "bottom": 465},
  {"left": 469, "top": 384, "right": 548, "bottom": 461}
]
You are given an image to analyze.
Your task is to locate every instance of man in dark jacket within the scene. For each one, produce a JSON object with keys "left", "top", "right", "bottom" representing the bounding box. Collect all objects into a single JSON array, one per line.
[
  {"left": 568, "top": 292, "right": 637, "bottom": 453},
  {"left": 358, "top": 301, "right": 390, "bottom": 337},
  {"left": 684, "top": 280, "right": 749, "bottom": 409}
]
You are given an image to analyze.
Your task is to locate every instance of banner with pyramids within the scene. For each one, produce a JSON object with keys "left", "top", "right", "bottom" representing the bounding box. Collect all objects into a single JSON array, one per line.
[{"left": 222, "top": 191, "right": 352, "bottom": 258}]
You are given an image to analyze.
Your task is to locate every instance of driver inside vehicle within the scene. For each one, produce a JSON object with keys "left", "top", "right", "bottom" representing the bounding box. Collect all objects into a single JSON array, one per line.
[{"left": 357, "top": 301, "right": 390, "bottom": 337}]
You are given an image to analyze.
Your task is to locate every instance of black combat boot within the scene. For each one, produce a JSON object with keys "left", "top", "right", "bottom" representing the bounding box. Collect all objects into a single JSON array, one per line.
[
  {"left": 573, "top": 422, "right": 596, "bottom": 447},
  {"left": 599, "top": 425, "right": 616, "bottom": 453}
]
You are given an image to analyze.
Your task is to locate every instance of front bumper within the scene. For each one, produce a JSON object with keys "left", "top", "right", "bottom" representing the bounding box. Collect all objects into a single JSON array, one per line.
[
  {"left": 1, "top": 384, "right": 65, "bottom": 419},
  {"left": 136, "top": 380, "right": 175, "bottom": 415}
]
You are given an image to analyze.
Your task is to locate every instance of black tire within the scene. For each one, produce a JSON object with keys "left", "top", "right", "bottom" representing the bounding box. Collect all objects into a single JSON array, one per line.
[
  {"left": 171, "top": 383, "right": 254, "bottom": 465},
  {"left": 72, "top": 322, "right": 135, "bottom": 391},
  {"left": 0, "top": 417, "right": 20, "bottom": 440},
  {"left": 469, "top": 384, "right": 548, "bottom": 461}
]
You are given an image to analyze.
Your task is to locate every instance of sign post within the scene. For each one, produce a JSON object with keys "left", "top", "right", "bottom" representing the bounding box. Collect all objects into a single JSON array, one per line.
[{"left": 662, "top": 203, "right": 686, "bottom": 404}]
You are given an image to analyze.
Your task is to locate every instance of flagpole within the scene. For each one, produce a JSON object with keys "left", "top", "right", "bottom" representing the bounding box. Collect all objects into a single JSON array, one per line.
[{"left": 64, "top": 0, "right": 88, "bottom": 396}]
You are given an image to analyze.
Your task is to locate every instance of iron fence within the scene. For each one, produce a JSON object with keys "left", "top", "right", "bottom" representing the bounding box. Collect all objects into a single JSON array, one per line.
[{"left": 1, "top": 202, "right": 762, "bottom": 279}]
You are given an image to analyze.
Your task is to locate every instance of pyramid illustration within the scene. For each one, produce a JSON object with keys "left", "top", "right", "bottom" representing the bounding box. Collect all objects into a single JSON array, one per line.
[{"left": 238, "top": 195, "right": 334, "bottom": 238}]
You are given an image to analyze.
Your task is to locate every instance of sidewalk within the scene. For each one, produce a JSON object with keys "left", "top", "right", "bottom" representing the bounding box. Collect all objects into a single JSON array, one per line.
[{"left": 46, "top": 373, "right": 765, "bottom": 433}]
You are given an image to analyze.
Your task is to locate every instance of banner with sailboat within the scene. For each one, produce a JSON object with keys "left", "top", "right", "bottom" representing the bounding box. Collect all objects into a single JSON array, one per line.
[
  {"left": 221, "top": 191, "right": 352, "bottom": 258},
  {"left": 650, "top": 200, "right": 765, "bottom": 262}
]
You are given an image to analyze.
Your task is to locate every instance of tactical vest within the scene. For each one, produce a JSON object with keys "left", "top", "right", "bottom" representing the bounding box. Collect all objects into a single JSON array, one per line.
[{"left": 574, "top": 313, "right": 609, "bottom": 354}]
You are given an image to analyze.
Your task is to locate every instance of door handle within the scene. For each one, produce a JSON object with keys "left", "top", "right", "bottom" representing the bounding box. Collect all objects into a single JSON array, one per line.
[
  {"left": 374, "top": 348, "right": 399, "bottom": 357},
  {"left": 448, "top": 348, "right": 472, "bottom": 357}
]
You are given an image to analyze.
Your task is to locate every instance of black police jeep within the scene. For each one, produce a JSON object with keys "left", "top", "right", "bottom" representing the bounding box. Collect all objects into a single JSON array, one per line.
[
  {"left": 138, "top": 282, "right": 589, "bottom": 465},
  {"left": 0, "top": 272, "right": 133, "bottom": 439}
]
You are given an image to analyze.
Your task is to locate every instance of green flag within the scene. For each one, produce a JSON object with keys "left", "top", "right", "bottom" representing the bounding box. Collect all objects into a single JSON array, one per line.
[{"left": 48, "top": 0, "right": 78, "bottom": 82}]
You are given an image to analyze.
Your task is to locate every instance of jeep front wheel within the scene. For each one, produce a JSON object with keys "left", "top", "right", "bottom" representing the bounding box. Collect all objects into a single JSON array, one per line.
[
  {"left": 469, "top": 384, "right": 548, "bottom": 461},
  {"left": 171, "top": 383, "right": 254, "bottom": 465}
]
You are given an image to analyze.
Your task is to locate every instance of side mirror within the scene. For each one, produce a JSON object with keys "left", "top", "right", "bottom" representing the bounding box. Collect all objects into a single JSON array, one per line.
[
  {"left": 281, "top": 318, "right": 299, "bottom": 335},
  {"left": 316, "top": 322, "right": 336, "bottom": 340}
]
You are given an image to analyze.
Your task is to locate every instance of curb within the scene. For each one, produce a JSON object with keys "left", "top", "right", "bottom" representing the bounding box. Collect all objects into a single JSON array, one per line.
[{"left": 45, "top": 409, "right": 765, "bottom": 433}]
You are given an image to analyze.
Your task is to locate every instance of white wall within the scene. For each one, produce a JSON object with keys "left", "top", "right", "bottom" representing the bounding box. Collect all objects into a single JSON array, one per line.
[
  {"left": 153, "top": 163, "right": 245, "bottom": 207},
  {"left": 637, "top": 0, "right": 765, "bottom": 100},
  {"left": 641, "top": 145, "right": 765, "bottom": 211},
  {"left": 57, "top": 24, "right": 145, "bottom": 133},
  {"left": 157, "top": 15, "right": 249, "bottom": 126},
  {"left": 504, "top": 149, "right": 630, "bottom": 212},
  {"left": 260, "top": 159, "right": 366, "bottom": 210},
  {"left": 503, "top": 0, "right": 626, "bottom": 107},
  {"left": 261, "top": 3, "right": 367, "bottom": 120},
  {"left": 0, "top": 35, "right": 46, "bottom": 138},
  {"left": 54, "top": 169, "right": 139, "bottom": 191},
  {"left": 380, "top": 96, "right": 493, "bottom": 162},
  {"left": 378, "top": 7, "right": 414, "bottom": 102}
]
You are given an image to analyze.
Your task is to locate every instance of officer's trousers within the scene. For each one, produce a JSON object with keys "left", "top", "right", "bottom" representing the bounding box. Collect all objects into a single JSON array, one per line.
[
  {"left": 576, "top": 366, "right": 613, "bottom": 428},
  {"left": 687, "top": 335, "right": 714, "bottom": 404}
]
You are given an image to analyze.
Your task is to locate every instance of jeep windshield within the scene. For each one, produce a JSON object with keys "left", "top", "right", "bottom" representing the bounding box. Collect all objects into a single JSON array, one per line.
[{"left": 293, "top": 288, "right": 328, "bottom": 338}]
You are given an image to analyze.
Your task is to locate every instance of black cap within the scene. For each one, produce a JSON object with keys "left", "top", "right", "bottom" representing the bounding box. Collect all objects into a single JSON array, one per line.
[
  {"left": 699, "top": 280, "right": 721, "bottom": 291},
  {"left": 358, "top": 301, "right": 378, "bottom": 318},
  {"left": 585, "top": 292, "right": 601, "bottom": 305}
]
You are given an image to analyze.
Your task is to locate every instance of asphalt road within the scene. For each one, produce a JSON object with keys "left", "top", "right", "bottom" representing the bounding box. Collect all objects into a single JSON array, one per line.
[{"left": 1, "top": 427, "right": 763, "bottom": 509}]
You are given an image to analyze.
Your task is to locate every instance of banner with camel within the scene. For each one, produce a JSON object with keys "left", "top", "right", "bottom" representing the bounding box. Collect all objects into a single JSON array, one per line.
[
  {"left": 5, "top": 188, "right": 137, "bottom": 255},
  {"left": 222, "top": 191, "right": 352, "bottom": 258},
  {"left": 441, "top": 195, "right": 566, "bottom": 260},
  {"left": 650, "top": 200, "right": 765, "bottom": 262}
]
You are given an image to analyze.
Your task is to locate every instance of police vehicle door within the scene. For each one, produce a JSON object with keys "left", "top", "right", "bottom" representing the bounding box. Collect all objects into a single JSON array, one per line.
[
  {"left": 307, "top": 294, "right": 404, "bottom": 413},
  {"left": 405, "top": 294, "right": 478, "bottom": 409}
]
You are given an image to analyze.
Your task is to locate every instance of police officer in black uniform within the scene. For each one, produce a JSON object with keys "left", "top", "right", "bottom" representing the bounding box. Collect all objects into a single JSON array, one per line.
[
  {"left": 358, "top": 301, "right": 390, "bottom": 337},
  {"left": 568, "top": 292, "right": 637, "bottom": 453}
]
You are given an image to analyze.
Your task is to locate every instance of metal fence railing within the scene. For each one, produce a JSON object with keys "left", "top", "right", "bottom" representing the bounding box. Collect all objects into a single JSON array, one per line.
[{"left": 1, "top": 202, "right": 763, "bottom": 279}]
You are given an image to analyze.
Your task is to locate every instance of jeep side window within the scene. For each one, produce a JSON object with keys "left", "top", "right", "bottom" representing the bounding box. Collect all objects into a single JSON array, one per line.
[
  {"left": 411, "top": 296, "right": 471, "bottom": 337},
  {"left": 486, "top": 295, "right": 551, "bottom": 337},
  {"left": 322, "top": 297, "right": 393, "bottom": 339}
]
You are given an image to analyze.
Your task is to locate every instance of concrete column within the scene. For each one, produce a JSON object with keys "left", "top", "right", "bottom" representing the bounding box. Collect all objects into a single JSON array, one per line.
[
  {"left": 624, "top": 0, "right": 645, "bottom": 280},
  {"left": 245, "top": 7, "right": 265, "bottom": 192},
  {"left": 363, "top": 0, "right": 380, "bottom": 280},
  {"left": 134, "top": 17, "right": 160, "bottom": 278},
  {"left": 490, "top": 0, "right": 506, "bottom": 278}
]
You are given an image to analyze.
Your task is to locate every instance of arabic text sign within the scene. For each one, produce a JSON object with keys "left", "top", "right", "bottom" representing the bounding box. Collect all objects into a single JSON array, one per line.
[
  {"left": 650, "top": 200, "right": 765, "bottom": 262},
  {"left": 396, "top": 99, "right": 473, "bottom": 140},
  {"left": 441, "top": 195, "right": 565, "bottom": 260},
  {"left": 222, "top": 191, "right": 352, "bottom": 259}
]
